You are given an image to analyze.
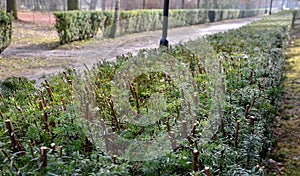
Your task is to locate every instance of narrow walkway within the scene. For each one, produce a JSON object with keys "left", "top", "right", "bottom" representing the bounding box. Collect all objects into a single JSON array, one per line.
[
  {"left": 269, "top": 19, "right": 300, "bottom": 176},
  {"left": 0, "top": 16, "right": 264, "bottom": 81}
]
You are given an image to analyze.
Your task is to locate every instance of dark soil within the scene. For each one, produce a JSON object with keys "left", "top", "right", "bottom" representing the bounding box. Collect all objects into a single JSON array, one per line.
[{"left": 267, "top": 18, "right": 300, "bottom": 176}]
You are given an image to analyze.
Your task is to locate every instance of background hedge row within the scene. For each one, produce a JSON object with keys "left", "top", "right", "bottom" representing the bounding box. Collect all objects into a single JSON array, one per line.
[
  {"left": 0, "top": 11, "right": 13, "bottom": 53},
  {"left": 54, "top": 9, "right": 266, "bottom": 44}
]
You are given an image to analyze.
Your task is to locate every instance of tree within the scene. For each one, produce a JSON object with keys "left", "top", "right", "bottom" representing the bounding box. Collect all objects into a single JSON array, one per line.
[
  {"left": 240, "top": 0, "right": 248, "bottom": 9},
  {"left": 213, "top": 0, "right": 218, "bottom": 8},
  {"left": 222, "top": 0, "right": 238, "bottom": 9},
  {"left": 269, "top": 0, "right": 273, "bottom": 14},
  {"left": 203, "top": 0, "right": 209, "bottom": 8},
  {"left": 197, "top": 0, "right": 201, "bottom": 8},
  {"left": 6, "top": 0, "right": 18, "bottom": 19},
  {"left": 181, "top": 0, "right": 185, "bottom": 9},
  {"left": 143, "top": 0, "right": 146, "bottom": 9},
  {"left": 33, "top": 0, "right": 48, "bottom": 11},
  {"left": 109, "top": 0, "right": 120, "bottom": 38},
  {"left": 89, "top": 0, "right": 97, "bottom": 10},
  {"left": 67, "top": 0, "right": 79, "bottom": 10},
  {"left": 83, "top": 0, "right": 98, "bottom": 10},
  {"left": 101, "top": 0, "right": 106, "bottom": 10}
]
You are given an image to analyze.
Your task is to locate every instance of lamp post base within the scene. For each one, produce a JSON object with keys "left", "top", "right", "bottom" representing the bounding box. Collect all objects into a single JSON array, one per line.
[{"left": 160, "top": 38, "right": 169, "bottom": 47}]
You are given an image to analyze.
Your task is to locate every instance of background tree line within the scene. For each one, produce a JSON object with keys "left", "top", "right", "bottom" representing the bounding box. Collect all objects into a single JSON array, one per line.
[{"left": 4, "top": 0, "right": 299, "bottom": 19}]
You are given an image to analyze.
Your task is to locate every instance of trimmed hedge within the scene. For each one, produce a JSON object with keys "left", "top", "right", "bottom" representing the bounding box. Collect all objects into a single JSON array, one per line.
[
  {"left": 54, "top": 9, "right": 265, "bottom": 44},
  {"left": 1, "top": 10, "right": 296, "bottom": 175},
  {"left": 54, "top": 11, "right": 106, "bottom": 44},
  {"left": 0, "top": 11, "right": 13, "bottom": 53}
]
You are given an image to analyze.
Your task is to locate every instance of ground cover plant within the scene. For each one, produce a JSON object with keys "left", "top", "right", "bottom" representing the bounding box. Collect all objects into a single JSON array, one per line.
[{"left": 0, "top": 10, "right": 296, "bottom": 175}]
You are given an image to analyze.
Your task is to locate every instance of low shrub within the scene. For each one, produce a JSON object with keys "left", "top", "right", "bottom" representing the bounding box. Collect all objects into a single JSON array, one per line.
[
  {"left": 0, "top": 11, "right": 13, "bottom": 53},
  {"left": 1, "top": 10, "right": 296, "bottom": 175},
  {"left": 114, "top": 9, "right": 265, "bottom": 36},
  {"left": 54, "top": 9, "right": 265, "bottom": 44},
  {"left": 54, "top": 11, "right": 108, "bottom": 44}
]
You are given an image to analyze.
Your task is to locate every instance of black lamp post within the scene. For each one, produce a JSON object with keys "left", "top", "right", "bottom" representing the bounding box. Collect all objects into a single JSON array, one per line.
[
  {"left": 160, "top": 0, "right": 169, "bottom": 47},
  {"left": 269, "top": 0, "right": 273, "bottom": 15}
]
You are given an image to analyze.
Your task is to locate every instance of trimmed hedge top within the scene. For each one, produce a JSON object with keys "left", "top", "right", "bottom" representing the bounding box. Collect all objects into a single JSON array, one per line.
[{"left": 54, "top": 9, "right": 265, "bottom": 44}]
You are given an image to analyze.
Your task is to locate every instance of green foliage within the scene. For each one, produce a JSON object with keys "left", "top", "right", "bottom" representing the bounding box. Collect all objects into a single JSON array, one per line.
[
  {"left": 54, "top": 11, "right": 109, "bottom": 44},
  {"left": 0, "top": 10, "right": 13, "bottom": 53},
  {"left": 0, "top": 10, "right": 296, "bottom": 175},
  {"left": 67, "top": 0, "right": 79, "bottom": 11},
  {"left": 54, "top": 9, "right": 265, "bottom": 44}
]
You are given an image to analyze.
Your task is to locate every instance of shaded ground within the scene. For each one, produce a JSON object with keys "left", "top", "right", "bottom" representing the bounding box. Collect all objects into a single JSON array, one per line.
[
  {"left": 18, "top": 11, "right": 56, "bottom": 25},
  {"left": 0, "top": 15, "right": 264, "bottom": 81},
  {"left": 267, "top": 19, "right": 300, "bottom": 176}
]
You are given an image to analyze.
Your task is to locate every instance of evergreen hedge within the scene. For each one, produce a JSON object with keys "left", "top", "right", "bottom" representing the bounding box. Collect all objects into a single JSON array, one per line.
[
  {"left": 0, "top": 11, "right": 296, "bottom": 175},
  {"left": 54, "top": 9, "right": 265, "bottom": 44},
  {"left": 0, "top": 11, "right": 13, "bottom": 53}
]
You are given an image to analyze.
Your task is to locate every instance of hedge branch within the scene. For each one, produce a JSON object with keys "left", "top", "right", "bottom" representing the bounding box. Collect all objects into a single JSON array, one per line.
[
  {"left": 46, "top": 86, "right": 54, "bottom": 101},
  {"left": 45, "top": 80, "right": 54, "bottom": 101},
  {"left": 181, "top": 120, "right": 187, "bottom": 138},
  {"left": 193, "top": 149, "right": 199, "bottom": 171},
  {"left": 50, "top": 143, "right": 56, "bottom": 154},
  {"left": 112, "top": 155, "right": 117, "bottom": 164},
  {"left": 109, "top": 99, "right": 119, "bottom": 130},
  {"left": 0, "top": 109, "right": 4, "bottom": 120},
  {"left": 40, "top": 146, "right": 48, "bottom": 170},
  {"left": 205, "top": 166, "right": 212, "bottom": 176},
  {"left": 234, "top": 121, "right": 240, "bottom": 148},
  {"left": 27, "top": 140, "right": 35, "bottom": 158},
  {"left": 0, "top": 90, "right": 3, "bottom": 98},
  {"left": 245, "top": 104, "right": 250, "bottom": 118},
  {"left": 1, "top": 149, "right": 19, "bottom": 173},
  {"left": 5, "top": 120, "right": 24, "bottom": 153},
  {"left": 169, "top": 131, "right": 176, "bottom": 150}
]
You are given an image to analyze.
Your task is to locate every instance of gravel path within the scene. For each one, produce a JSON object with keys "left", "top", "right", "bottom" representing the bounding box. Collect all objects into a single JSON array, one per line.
[{"left": 0, "top": 15, "right": 264, "bottom": 81}]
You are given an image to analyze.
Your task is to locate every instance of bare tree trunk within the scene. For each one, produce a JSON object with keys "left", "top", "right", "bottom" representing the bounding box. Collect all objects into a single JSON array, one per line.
[
  {"left": 203, "top": 0, "right": 209, "bottom": 8},
  {"left": 213, "top": 0, "right": 218, "bottom": 8},
  {"left": 143, "top": 0, "right": 146, "bottom": 9},
  {"left": 258, "top": 0, "right": 261, "bottom": 8},
  {"left": 67, "top": 0, "right": 79, "bottom": 10},
  {"left": 89, "top": 0, "right": 97, "bottom": 10},
  {"left": 269, "top": 0, "right": 273, "bottom": 15},
  {"left": 245, "top": 0, "right": 252, "bottom": 9},
  {"left": 197, "top": 0, "right": 201, "bottom": 8},
  {"left": 62, "top": 0, "right": 66, "bottom": 10},
  {"left": 6, "top": 0, "right": 18, "bottom": 19},
  {"left": 181, "top": 0, "right": 185, "bottom": 9},
  {"left": 109, "top": 0, "right": 120, "bottom": 38},
  {"left": 34, "top": 0, "right": 48, "bottom": 11},
  {"left": 101, "top": 0, "right": 106, "bottom": 10},
  {"left": 232, "top": 0, "right": 238, "bottom": 9}
]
